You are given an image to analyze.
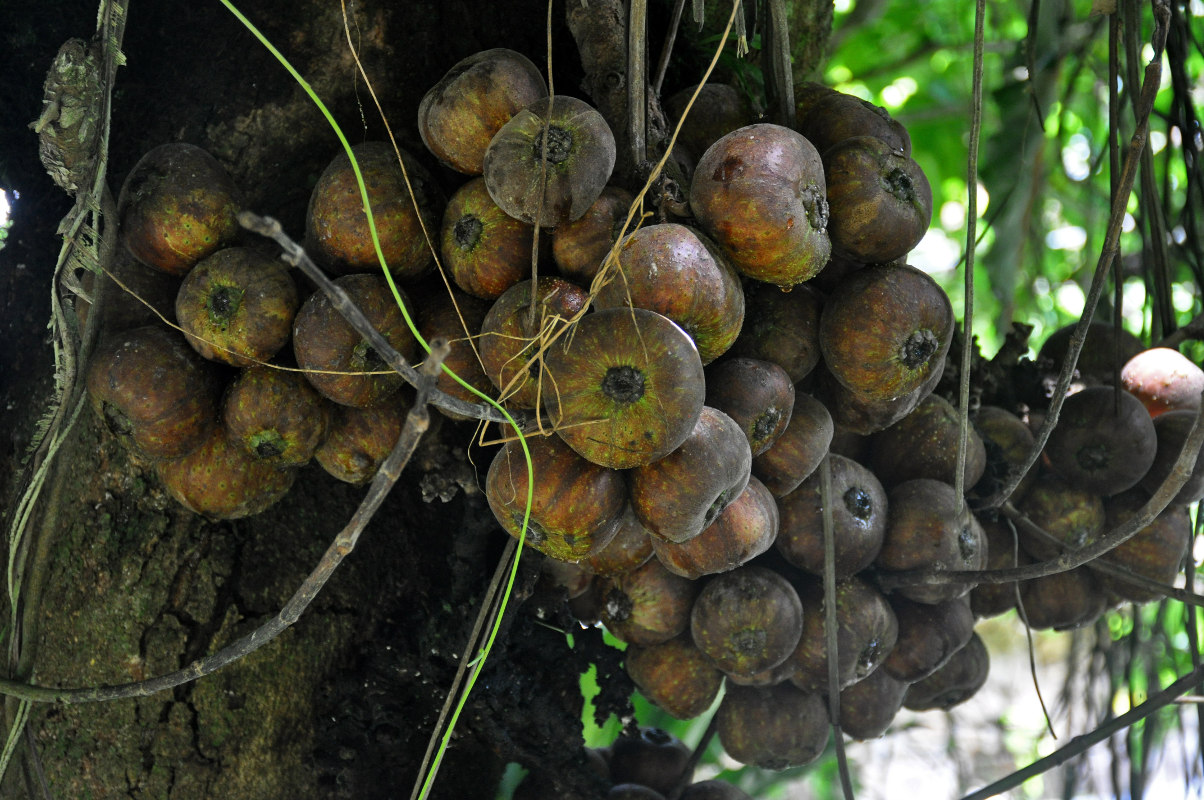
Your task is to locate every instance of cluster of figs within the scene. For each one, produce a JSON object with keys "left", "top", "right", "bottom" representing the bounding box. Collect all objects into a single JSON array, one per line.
[{"left": 83, "top": 41, "right": 1204, "bottom": 785}]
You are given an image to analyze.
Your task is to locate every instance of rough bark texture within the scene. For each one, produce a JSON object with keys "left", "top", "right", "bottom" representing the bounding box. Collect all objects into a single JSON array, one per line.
[{"left": 0, "top": 2, "right": 831, "bottom": 798}]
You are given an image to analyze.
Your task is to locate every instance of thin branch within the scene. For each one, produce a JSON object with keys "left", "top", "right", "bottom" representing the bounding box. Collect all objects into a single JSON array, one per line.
[
  {"left": 0, "top": 341, "right": 452, "bottom": 705},
  {"left": 820, "top": 456, "right": 855, "bottom": 800},
  {"left": 652, "top": 0, "right": 687, "bottom": 95}
]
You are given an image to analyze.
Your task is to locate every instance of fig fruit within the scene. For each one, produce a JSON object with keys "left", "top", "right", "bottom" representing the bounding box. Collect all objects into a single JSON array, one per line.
[
  {"left": 869, "top": 393, "right": 986, "bottom": 490},
  {"left": 689, "top": 123, "right": 831, "bottom": 287},
  {"left": 881, "top": 594, "right": 975, "bottom": 683},
  {"left": 787, "top": 576, "right": 899, "bottom": 694},
  {"left": 418, "top": 48, "right": 547, "bottom": 175},
  {"left": 1140, "top": 408, "right": 1204, "bottom": 504},
  {"left": 117, "top": 142, "right": 243, "bottom": 276},
  {"left": 222, "top": 366, "right": 329, "bottom": 468},
  {"left": 629, "top": 406, "right": 752, "bottom": 543},
  {"left": 715, "top": 682, "right": 829, "bottom": 770},
  {"left": 705, "top": 357, "right": 795, "bottom": 456},
  {"left": 1095, "top": 487, "right": 1191, "bottom": 603},
  {"left": 486, "top": 432, "right": 626, "bottom": 562},
  {"left": 665, "top": 82, "right": 755, "bottom": 162},
  {"left": 1121, "top": 347, "right": 1204, "bottom": 417},
  {"left": 305, "top": 141, "right": 442, "bottom": 280},
  {"left": 156, "top": 426, "right": 296, "bottom": 520},
  {"left": 292, "top": 274, "right": 418, "bottom": 408},
  {"left": 690, "top": 565, "right": 804, "bottom": 678},
  {"left": 1037, "top": 320, "right": 1144, "bottom": 389},
  {"left": 903, "top": 631, "right": 990, "bottom": 711},
  {"left": 822, "top": 135, "right": 932, "bottom": 263},
  {"left": 1015, "top": 474, "right": 1105, "bottom": 560},
  {"left": 314, "top": 391, "right": 411, "bottom": 485},
  {"left": 581, "top": 505, "right": 655, "bottom": 577},
  {"left": 651, "top": 476, "right": 779, "bottom": 579},
  {"left": 968, "top": 514, "right": 1029, "bottom": 618},
  {"left": 608, "top": 728, "right": 692, "bottom": 796},
  {"left": 1043, "top": 385, "right": 1156, "bottom": 496},
  {"left": 175, "top": 246, "right": 299, "bottom": 367},
  {"left": 551, "top": 185, "right": 637, "bottom": 284},
  {"left": 796, "top": 89, "right": 912, "bottom": 157},
  {"left": 970, "top": 405, "right": 1038, "bottom": 504},
  {"left": 625, "top": 635, "right": 723, "bottom": 720},
  {"left": 594, "top": 223, "right": 744, "bottom": 364},
  {"left": 599, "top": 557, "right": 699, "bottom": 646},
  {"left": 543, "top": 308, "right": 706, "bottom": 469},
  {"left": 482, "top": 95, "right": 616, "bottom": 227},
  {"left": 440, "top": 176, "right": 533, "bottom": 300},
  {"left": 815, "top": 358, "right": 944, "bottom": 436},
  {"left": 727, "top": 280, "right": 822, "bottom": 384},
  {"left": 86, "top": 325, "right": 220, "bottom": 460},
  {"left": 836, "top": 666, "right": 909, "bottom": 741},
  {"left": 819, "top": 262, "right": 953, "bottom": 402},
  {"left": 415, "top": 287, "right": 495, "bottom": 420},
  {"left": 775, "top": 454, "right": 887, "bottom": 579},
  {"left": 1018, "top": 567, "right": 1106, "bottom": 631},
  {"left": 751, "top": 391, "right": 834, "bottom": 497}
]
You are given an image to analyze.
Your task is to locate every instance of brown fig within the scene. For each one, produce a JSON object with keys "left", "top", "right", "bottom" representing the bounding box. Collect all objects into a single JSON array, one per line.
[
  {"left": 418, "top": 48, "right": 547, "bottom": 175},
  {"left": 689, "top": 123, "right": 831, "bottom": 287},
  {"left": 775, "top": 454, "right": 887, "bottom": 579},
  {"left": 786, "top": 576, "right": 899, "bottom": 694},
  {"left": 1018, "top": 567, "right": 1107, "bottom": 631},
  {"left": 292, "top": 274, "right": 418, "bottom": 408},
  {"left": 440, "top": 176, "right": 533, "bottom": 300},
  {"left": 903, "top": 631, "right": 990, "bottom": 711},
  {"left": 304, "top": 141, "right": 442, "bottom": 281},
  {"left": 1043, "top": 386, "right": 1156, "bottom": 496},
  {"left": 581, "top": 505, "right": 655, "bottom": 577},
  {"left": 690, "top": 565, "right": 803, "bottom": 678},
  {"left": 665, "top": 83, "right": 755, "bottom": 163},
  {"left": 819, "top": 263, "right": 953, "bottom": 402},
  {"left": 705, "top": 357, "right": 795, "bottom": 456},
  {"left": 796, "top": 89, "right": 912, "bottom": 157},
  {"left": 869, "top": 393, "right": 986, "bottom": 490},
  {"left": 651, "top": 476, "right": 779, "bottom": 579},
  {"left": 608, "top": 728, "right": 692, "bottom": 796},
  {"left": 156, "top": 426, "right": 296, "bottom": 520},
  {"left": 1015, "top": 474, "right": 1105, "bottom": 560},
  {"left": 1121, "top": 347, "right": 1204, "bottom": 417},
  {"left": 599, "top": 558, "right": 699, "bottom": 646},
  {"left": 117, "top": 142, "right": 243, "bottom": 276},
  {"left": 881, "top": 594, "right": 975, "bottom": 683},
  {"left": 837, "top": 666, "right": 910, "bottom": 741},
  {"left": 1095, "top": 487, "right": 1191, "bottom": 603},
  {"left": 486, "top": 432, "right": 626, "bottom": 562},
  {"left": 551, "top": 185, "right": 637, "bottom": 284},
  {"left": 815, "top": 358, "right": 944, "bottom": 436},
  {"left": 175, "top": 246, "right": 299, "bottom": 367},
  {"left": 222, "top": 366, "right": 329, "bottom": 468},
  {"left": 543, "top": 308, "right": 706, "bottom": 469},
  {"left": 751, "top": 391, "right": 834, "bottom": 497},
  {"left": 968, "top": 514, "right": 1030, "bottom": 618},
  {"left": 970, "top": 405, "right": 1038, "bottom": 504},
  {"left": 313, "top": 391, "right": 411, "bottom": 485},
  {"left": 482, "top": 95, "right": 616, "bottom": 227},
  {"left": 727, "top": 280, "right": 822, "bottom": 383},
  {"left": 1037, "top": 320, "right": 1144, "bottom": 390},
  {"left": 625, "top": 636, "right": 723, "bottom": 721},
  {"left": 1140, "top": 409, "right": 1204, "bottom": 504},
  {"left": 715, "top": 682, "right": 829, "bottom": 770}
]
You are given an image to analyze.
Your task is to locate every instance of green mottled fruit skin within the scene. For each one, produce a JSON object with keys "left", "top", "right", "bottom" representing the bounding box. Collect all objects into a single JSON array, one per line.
[
  {"left": 787, "top": 576, "right": 898, "bottom": 693},
  {"left": 689, "top": 123, "right": 830, "bottom": 288},
  {"left": 292, "top": 274, "right": 417, "bottom": 408},
  {"left": 1097, "top": 487, "right": 1191, "bottom": 603},
  {"left": 551, "top": 185, "right": 636, "bottom": 284},
  {"left": 440, "top": 176, "right": 532, "bottom": 300},
  {"left": 651, "top": 476, "right": 779, "bottom": 580},
  {"left": 630, "top": 406, "right": 752, "bottom": 543},
  {"left": 1015, "top": 474, "right": 1106, "bottom": 560},
  {"left": 314, "top": 394, "right": 410, "bottom": 485},
  {"left": 118, "top": 142, "right": 243, "bottom": 277},
  {"left": 716, "top": 683, "right": 829, "bottom": 770},
  {"left": 176, "top": 246, "right": 299, "bottom": 367},
  {"left": 870, "top": 393, "right": 987, "bottom": 490},
  {"left": 86, "top": 325, "right": 219, "bottom": 460},
  {"left": 594, "top": 223, "right": 745, "bottom": 364},
  {"left": 819, "top": 263, "right": 953, "bottom": 403},
  {"left": 156, "top": 426, "right": 296, "bottom": 520},
  {"left": 690, "top": 565, "right": 803, "bottom": 678},
  {"left": 543, "top": 308, "right": 706, "bottom": 469},
  {"left": 223, "top": 366, "right": 329, "bottom": 468},
  {"left": 305, "top": 141, "right": 442, "bottom": 280},
  {"left": 485, "top": 432, "right": 626, "bottom": 562},
  {"left": 625, "top": 637, "right": 723, "bottom": 721}
]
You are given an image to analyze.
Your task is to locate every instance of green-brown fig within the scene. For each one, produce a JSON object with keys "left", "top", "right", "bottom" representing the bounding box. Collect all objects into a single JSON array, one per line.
[
  {"left": 903, "top": 631, "right": 989, "bottom": 711},
  {"left": 715, "top": 682, "right": 829, "bottom": 770},
  {"left": 970, "top": 405, "right": 1038, "bottom": 504},
  {"left": 651, "top": 476, "right": 779, "bottom": 579},
  {"left": 415, "top": 287, "right": 495, "bottom": 420},
  {"left": 599, "top": 557, "right": 699, "bottom": 646},
  {"left": 727, "top": 280, "right": 822, "bottom": 383},
  {"left": 786, "top": 576, "right": 899, "bottom": 694},
  {"left": 689, "top": 123, "right": 831, "bottom": 288},
  {"left": 1043, "top": 386, "right": 1156, "bottom": 496},
  {"left": 869, "top": 393, "right": 986, "bottom": 490},
  {"left": 796, "top": 89, "right": 912, "bottom": 157},
  {"left": 881, "top": 594, "right": 975, "bottom": 683},
  {"left": 751, "top": 391, "right": 834, "bottom": 497},
  {"left": 815, "top": 358, "right": 944, "bottom": 436},
  {"left": 551, "top": 185, "right": 637, "bottom": 284},
  {"left": 313, "top": 390, "right": 411, "bottom": 485},
  {"left": 665, "top": 83, "right": 756, "bottom": 163},
  {"left": 625, "top": 636, "right": 723, "bottom": 721},
  {"left": 440, "top": 176, "right": 533, "bottom": 300},
  {"left": 690, "top": 565, "right": 803, "bottom": 678},
  {"left": 836, "top": 666, "right": 910, "bottom": 741},
  {"left": 1018, "top": 567, "right": 1107, "bottom": 631},
  {"left": 222, "top": 366, "right": 329, "bottom": 468},
  {"left": 581, "top": 504, "right": 655, "bottom": 577},
  {"left": 156, "top": 426, "right": 295, "bottom": 520},
  {"left": 1095, "top": 487, "right": 1191, "bottom": 603},
  {"left": 705, "top": 357, "right": 795, "bottom": 456},
  {"left": 1015, "top": 474, "right": 1105, "bottom": 560}
]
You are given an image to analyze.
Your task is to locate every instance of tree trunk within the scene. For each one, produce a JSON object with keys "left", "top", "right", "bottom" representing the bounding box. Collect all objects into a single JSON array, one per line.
[{"left": 0, "top": 2, "right": 831, "bottom": 798}]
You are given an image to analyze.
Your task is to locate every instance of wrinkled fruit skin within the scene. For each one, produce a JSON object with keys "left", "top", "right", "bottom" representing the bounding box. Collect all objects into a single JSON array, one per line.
[
  {"left": 117, "top": 142, "right": 243, "bottom": 276},
  {"left": 690, "top": 123, "right": 831, "bottom": 288}
]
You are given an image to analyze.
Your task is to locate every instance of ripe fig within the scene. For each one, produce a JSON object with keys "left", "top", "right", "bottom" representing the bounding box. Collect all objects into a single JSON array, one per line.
[
  {"left": 690, "top": 565, "right": 803, "bottom": 678},
  {"left": 1095, "top": 487, "right": 1191, "bottom": 603},
  {"left": 786, "top": 576, "right": 899, "bottom": 694},
  {"left": 625, "top": 635, "right": 723, "bottom": 720},
  {"left": 418, "top": 48, "right": 547, "bottom": 175},
  {"left": 581, "top": 504, "right": 655, "bottom": 577},
  {"left": 822, "top": 135, "right": 932, "bottom": 264},
  {"left": 305, "top": 141, "right": 442, "bottom": 280},
  {"left": 599, "top": 557, "right": 699, "bottom": 646},
  {"left": 86, "top": 325, "right": 220, "bottom": 460},
  {"left": 292, "top": 274, "right": 418, "bottom": 408},
  {"left": 440, "top": 176, "right": 533, "bottom": 300},
  {"left": 1015, "top": 474, "right": 1105, "bottom": 560},
  {"left": 796, "top": 89, "right": 912, "bottom": 157},
  {"left": 629, "top": 406, "right": 752, "bottom": 543},
  {"left": 1043, "top": 386, "right": 1156, "bottom": 496},
  {"left": 869, "top": 393, "right": 986, "bottom": 490},
  {"left": 836, "top": 666, "right": 909, "bottom": 741},
  {"left": 117, "top": 142, "right": 243, "bottom": 276},
  {"left": 314, "top": 390, "right": 411, "bottom": 485},
  {"left": 715, "top": 682, "right": 829, "bottom": 770},
  {"left": 415, "top": 287, "right": 495, "bottom": 420},
  {"left": 486, "top": 432, "right": 626, "bottom": 562},
  {"left": 594, "top": 223, "right": 745, "bottom": 364},
  {"left": 156, "top": 426, "right": 295, "bottom": 520},
  {"left": 751, "top": 391, "right": 834, "bottom": 497},
  {"left": 1018, "top": 567, "right": 1106, "bottom": 631},
  {"left": 1140, "top": 409, "right": 1204, "bottom": 504},
  {"left": 727, "top": 280, "right": 822, "bottom": 383},
  {"left": 665, "top": 82, "right": 755, "bottom": 163},
  {"left": 819, "top": 263, "right": 953, "bottom": 402},
  {"left": 543, "top": 308, "right": 706, "bottom": 469},
  {"left": 815, "top": 358, "right": 944, "bottom": 436},
  {"left": 482, "top": 95, "right": 616, "bottom": 227},
  {"left": 478, "top": 276, "right": 589, "bottom": 409},
  {"left": 881, "top": 594, "right": 975, "bottom": 683},
  {"left": 689, "top": 123, "right": 831, "bottom": 287},
  {"left": 608, "top": 727, "right": 692, "bottom": 796},
  {"left": 1121, "top": 347, "right": 1204, "bottom": 417},
  {"left": 875, "top": 478, "right": 986, "bottom": 604},
  {"left": 970, "top": 405, "right": 1038, "bottom": 504},
  {"left": 551, "top": 185, "right": 637, "bottom": 284},
  {"left": 775, "top": 454, "right": 887, "bottom": 579},
  {"left": 706, "top": 357, "right": 795, "bottom": 456},
  {"left": 222, "top": 366, "right": 329, "bottom": 468},
  {"left": 651, "top": 476, "right": 779, "bottom": 579},
  {"left": 903, "top": 631, "right": 989, "bottom": 711},
  {"left": 175, "top": 246, "right": 299, "bottom": 367}
]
